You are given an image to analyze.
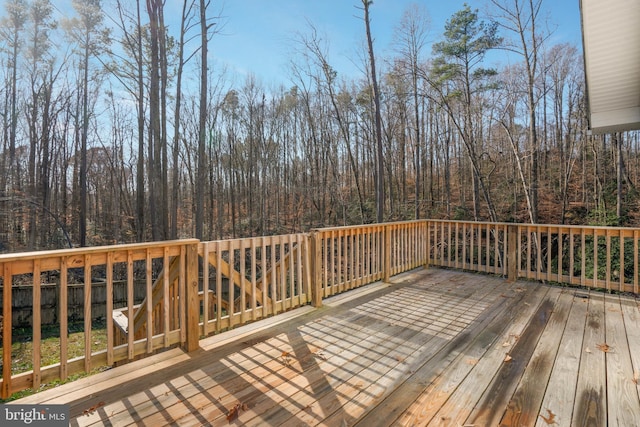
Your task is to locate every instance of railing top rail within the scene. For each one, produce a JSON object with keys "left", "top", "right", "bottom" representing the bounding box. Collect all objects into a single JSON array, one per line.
[
  {"left": 200, "top": 233, "right": 307, "bottom": 246},
  {"left": 311, "top": 220, "right": 424, "bottom": 233},
  {"left": 424, "top": 219, "right": 640, "bottom": 232},
  {"left": 0, "top": 239, "right": 200, "bottom": 263}
]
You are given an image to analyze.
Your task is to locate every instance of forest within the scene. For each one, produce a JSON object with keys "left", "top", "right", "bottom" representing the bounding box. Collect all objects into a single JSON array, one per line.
[{"left": 0, "top": 0, "right": 639, "bottom": 253}]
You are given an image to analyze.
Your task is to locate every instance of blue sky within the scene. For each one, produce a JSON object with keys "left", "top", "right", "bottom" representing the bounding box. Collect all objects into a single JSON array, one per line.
[{"left": 203, "top": 0, "right": 583, "bottom": 87}]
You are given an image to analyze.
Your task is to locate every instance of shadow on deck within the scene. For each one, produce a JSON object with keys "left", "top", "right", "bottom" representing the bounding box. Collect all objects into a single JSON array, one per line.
[{"left": 10, "top": 268, "right": 640, "bottom": 426}]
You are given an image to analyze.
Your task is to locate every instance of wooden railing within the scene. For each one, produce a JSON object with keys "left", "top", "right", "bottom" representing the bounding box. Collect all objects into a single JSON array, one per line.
[
  {"left": 308, "top": 221, "right": 428, "bottom": 304},
  {"left": 2, "top": 220, "right": 639, "bottom": 398},
  {"left": 197, "top": 234, "right": 311, "bottom": 335},
  {"left": 427, "top": 221, "right": 508, "bottom": 276},
  {"left": 425, "top": 220, "right": 640, "bottom": 293},
  {"left": 0, "top": 239, "right": 200, "bottom": 399}
]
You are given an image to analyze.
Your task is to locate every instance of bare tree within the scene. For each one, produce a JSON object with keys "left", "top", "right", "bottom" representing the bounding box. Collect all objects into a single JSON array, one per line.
[
  {"left": 294, "top": 23, "right": 367, "bottom": 221},
  {"left": 429, "top": 4, "right": 502, "bottom": 222},
  {"left": 64, "top": 0, "right": 110, "bottom": 246},
  {"left": 491, "top": 0, "right": 550, "bottom": 223},
  {"left": 360, "top": 0, "right": 384, "bottom": 223},
  {"left": 393, "top": 3, "right": 430, "bottom": 219},
  {"left": 195, "top": 0, "right": 217, "bottom": 239},
  {"left": 0, "top": 0, "right": 26, "bottom": 194}
]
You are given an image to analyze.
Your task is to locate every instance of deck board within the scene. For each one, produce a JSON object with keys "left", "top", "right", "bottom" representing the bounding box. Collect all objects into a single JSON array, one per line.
[
  {"left": 352, "top": 278, "right": 528, "bottom": 426},
  {"left": 535, "top": 291, "right": 588, "bottom": 427},
  {"left": 572, "top": 290, "right": 607, "bottom": 426},
  {"left": 604, "top": 294, "right": 640, "bottom": 426},
  {"left": 9, "top": 268, "right": 640, "bottom": 427},
  {"left": 466, "top": 289, "right": 559, "bottom": 427},
  {"left": 396, "top": 283, "right": 548, "bottom": 426},
  {"left": 499, "top": 287, "right": 572, "bottom": 426}
]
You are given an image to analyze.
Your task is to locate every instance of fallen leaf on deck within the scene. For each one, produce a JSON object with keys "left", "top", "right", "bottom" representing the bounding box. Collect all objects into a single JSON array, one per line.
[
  {"left": 83, "top": 401, "right": 105, "bottom": 416},
  {"left": 539, "top": 408, "right": 556, "bottom": 425},
  {"left": 226, "top": 402, "right": 249, "bottom": 423},
  {"left": 502, "top": 341, "right": 511, "bottom": 347},
  {"left": 395, "top": 355, "right": 406, "bottom": 363},
  {"left": 281, "top": 351, "right": 293, "bottom": 365},
  {"left": 596, "top": 343, "right": 611, "bottom": 353},
  {"left": 504, "top": 354, "right": 513, "bottom": 362},
  {"left": 633, "top": 370, "right": 639, "bottom": 385}
]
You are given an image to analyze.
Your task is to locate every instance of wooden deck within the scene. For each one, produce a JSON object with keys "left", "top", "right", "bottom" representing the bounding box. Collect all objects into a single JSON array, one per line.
[{"left": 11, "top": 268, "right": 640, "bottom": 426}]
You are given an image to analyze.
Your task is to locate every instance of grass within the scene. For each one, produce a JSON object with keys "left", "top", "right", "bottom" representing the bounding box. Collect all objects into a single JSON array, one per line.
[{"left": 0, "top": 320, "right": 109, "bottom": 402}]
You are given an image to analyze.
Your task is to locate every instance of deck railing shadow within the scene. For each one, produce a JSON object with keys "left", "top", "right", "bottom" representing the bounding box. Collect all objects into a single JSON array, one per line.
[{"left": 1, "top": 219, "right": 639, "bottom": 399}]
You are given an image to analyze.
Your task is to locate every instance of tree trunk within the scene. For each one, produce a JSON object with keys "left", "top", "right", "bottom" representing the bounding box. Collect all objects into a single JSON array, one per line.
[{"left": 362, "top": 0, "right": 385, "bottom": 223}]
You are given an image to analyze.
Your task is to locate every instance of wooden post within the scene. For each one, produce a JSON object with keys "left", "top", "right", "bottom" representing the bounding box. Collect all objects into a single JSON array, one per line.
[
  {"left": 384, "top": 224, "right": 391, "bottom": 282},
  {"left": 309, "top": 231, "right": 323, "bottom": 308},
  {"left": 2, "top": 263, "right": 12, "bottom": 398},
  {"left": 184, "top": 242, "right": 200, "bottom": 352},
  {"left": 424, "top": 220, "right": 430, "bottom": 269},
  {"left": 507, "top": 225, "right": 518, "bottom": 282}
]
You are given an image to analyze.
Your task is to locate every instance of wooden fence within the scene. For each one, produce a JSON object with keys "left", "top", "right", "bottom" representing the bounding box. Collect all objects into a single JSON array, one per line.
[
  {"left": 2, "top": 280, "right": 153, "bottom": 328},
  {"left": 2, "top": 220, "right": 640, "bottom": 398}
]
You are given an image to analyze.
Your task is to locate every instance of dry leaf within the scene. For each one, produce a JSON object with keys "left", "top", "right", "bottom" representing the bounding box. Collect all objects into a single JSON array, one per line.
[
  {"left": 395, "top": 355, "right": 406, "bottom": 363},
  {"left": 596, "top": 343, "right": 611, "bottom": 353},
  {"left": 504, "top": 354, "right": 513, "bottom": 362},
  {"left": 634, "top": 370, "right": 639, "bottom": 385},
  {"left": 83, "top": 401, "right": 105, "bottom": 416},
  {"left": 226, "top": 405, "right": 239, "bottom": 423},
  {"left": 281, "top": 351, "right": 293, "bottom": 365},
  {"left": 226, "top": 402, "right": 248, "bottom": 423},
  {"left": 502, "top": 341, "right": 511, "bottom": 347},
  {"left": 539, "top": 408, "right": 556, "bottom": 425}
]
